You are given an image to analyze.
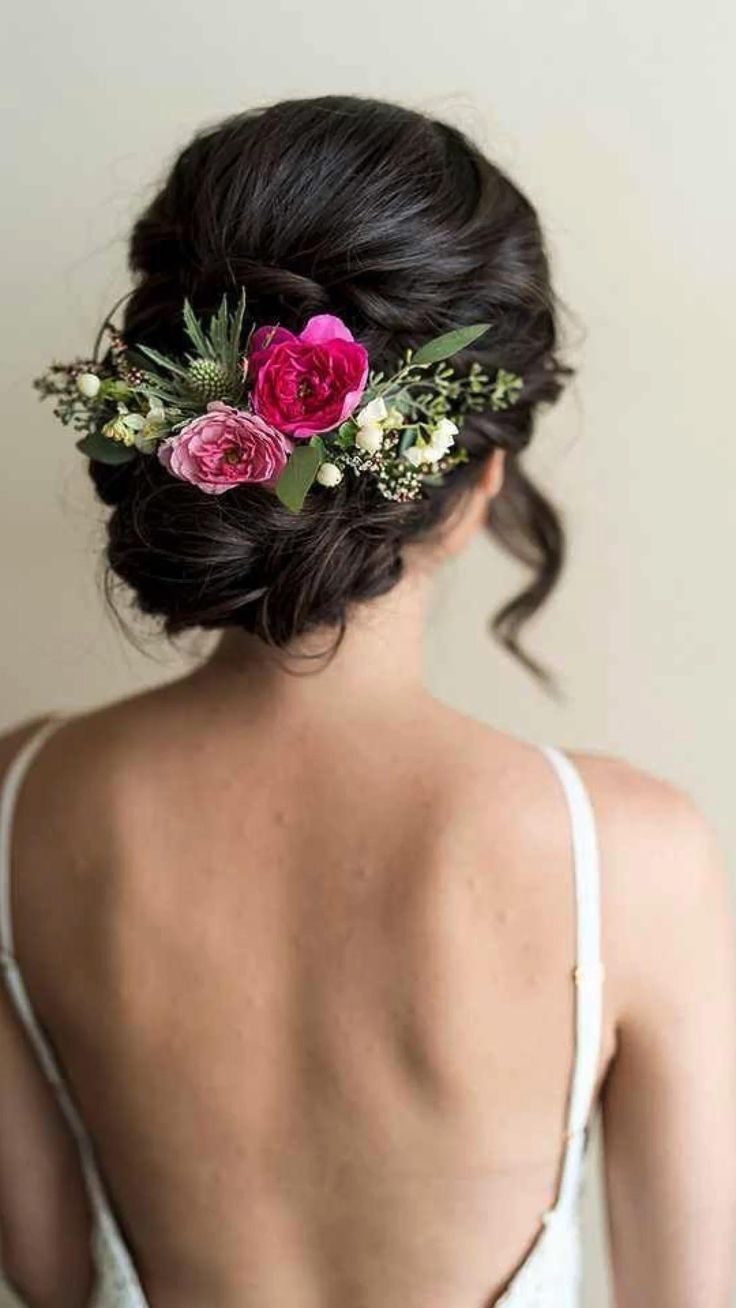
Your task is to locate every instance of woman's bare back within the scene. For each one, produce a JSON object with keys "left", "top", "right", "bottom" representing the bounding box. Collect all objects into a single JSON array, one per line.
[{"left": 5, "top": 670, "right": 615, "bottom": 1307}]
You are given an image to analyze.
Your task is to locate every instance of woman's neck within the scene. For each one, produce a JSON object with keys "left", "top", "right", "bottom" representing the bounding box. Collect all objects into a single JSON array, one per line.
[{"left": 187, "top": 568, "right": 433, "bottom": 721}]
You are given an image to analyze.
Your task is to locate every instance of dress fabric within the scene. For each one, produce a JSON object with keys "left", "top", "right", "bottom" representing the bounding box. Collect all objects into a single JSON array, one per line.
[{"left": 0, "top": 717, "right": 604, "bottom": 1308}]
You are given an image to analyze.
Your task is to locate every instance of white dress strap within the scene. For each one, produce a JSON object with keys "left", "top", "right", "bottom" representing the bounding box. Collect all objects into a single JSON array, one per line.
[
  {"left": 0, "top": 715, "right": 99, "bottom": 1146},
  {"left": 539, "top": 745, "right": 604, "bottom": 1211},
  {"left": 0, "top": 715, "right": 146, "bottom": 1299},
  {"left": 1, "top": 716, "right": 68, "bottom": 958}
]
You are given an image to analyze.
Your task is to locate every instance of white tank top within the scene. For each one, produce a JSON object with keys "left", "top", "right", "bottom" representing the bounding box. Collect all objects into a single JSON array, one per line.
[{"left": 0, "top": 716, "right": 604, "bottom": 1307}]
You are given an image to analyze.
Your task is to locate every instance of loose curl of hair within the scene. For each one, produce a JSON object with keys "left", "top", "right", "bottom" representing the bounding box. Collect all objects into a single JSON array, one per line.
[{"left": 90, "top": 95, "right": 570, "bottom": 679}]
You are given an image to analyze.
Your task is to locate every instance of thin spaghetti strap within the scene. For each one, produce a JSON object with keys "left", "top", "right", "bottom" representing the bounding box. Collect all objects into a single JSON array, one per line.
[
  {"left": 0, "top": 714, "right": 145, "bottom": 1294},
  {"left": 540, "top": 745, "right": 604, "bottom": 1213},
  {"left": 0, "top": 715, "right": 94, "bottom": 1114},
  {"left": 0, "top": 716, "right": 68, "bottom": 959}
]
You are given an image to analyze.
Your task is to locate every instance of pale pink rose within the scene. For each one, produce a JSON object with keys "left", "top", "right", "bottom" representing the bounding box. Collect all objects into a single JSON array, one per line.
[
  {"left": 158, "top": 401, "right": 292, "bottom": 495},
  {"left": 247, "top": 313, "right": 368, "bottom": 438}
]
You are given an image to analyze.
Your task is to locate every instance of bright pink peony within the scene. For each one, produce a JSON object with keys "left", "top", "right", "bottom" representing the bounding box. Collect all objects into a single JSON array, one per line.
[
  {"left": 248, "top": 314, "right": 369, "bottom": 438},
  {"left": 158, "top": 401, "right": 292, "bottom": 495}
]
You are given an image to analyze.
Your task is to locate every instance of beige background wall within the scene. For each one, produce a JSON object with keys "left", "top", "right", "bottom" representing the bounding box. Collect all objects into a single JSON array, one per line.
[{"left": 2, "top": 1, "right": 735, "bottom": 1302}]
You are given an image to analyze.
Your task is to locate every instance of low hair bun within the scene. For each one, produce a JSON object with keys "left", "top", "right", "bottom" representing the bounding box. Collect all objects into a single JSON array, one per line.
[{"left": 96, "top": 454, "right": 409, "bottom": 648}]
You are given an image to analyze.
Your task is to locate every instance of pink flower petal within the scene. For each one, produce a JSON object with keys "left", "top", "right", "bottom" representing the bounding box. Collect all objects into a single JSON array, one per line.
[
  {"left": 250, "top": 325, "right": 295, "bottom": 353},
  {"left": 247, "top": 326, "right": 297, "bottom": 381},
  {"left": 299, "top": 314, "right": 356, "bottom": 345},
  {"left": 157, "top": 404, "right": 291, "bottom": 494}
]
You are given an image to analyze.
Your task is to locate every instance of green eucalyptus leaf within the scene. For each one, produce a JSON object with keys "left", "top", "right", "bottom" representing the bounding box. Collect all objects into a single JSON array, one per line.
[
  {"left": 76, "top": 431, "right": 138, "bottom": 464},
  {"left": 412, "top": 323, "right": 491, "bottom": 367},
  {"left": 275, "top": 443, "right": 323, "bottom": 514}
]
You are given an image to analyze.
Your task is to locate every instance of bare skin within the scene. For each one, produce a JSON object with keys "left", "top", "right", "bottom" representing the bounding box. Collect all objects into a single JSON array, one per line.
[{"left": 1, "top": 459, "right": 735, "bottom": 1307}]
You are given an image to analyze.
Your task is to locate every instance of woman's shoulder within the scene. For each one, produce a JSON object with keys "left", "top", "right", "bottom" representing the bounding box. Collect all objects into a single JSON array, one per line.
[
  {"left": 430, "top": 703, "right": 726, "bottom": 913},
  {"left": 0, "top": 714, "right": 58, "bottom": 769},
  {"left": 427, "top": 700, "right": 710, "bottom": 834},
  {"left": 0, "top": 698, "right": 169, "bottom": 855},
  {"left": 567, "top": 746, "right": 723, "bottom": 891},
  {"left": 0, "top": 687, "right": 182, "bottom": 784},
  {"left": 564, "top": 750, "right": 732, "bottom": 1030},
  {"left": 455, "top": 722, "right": 732, "bottom": 1030},
  {"left": 447, "top": 702, "right": 719, "bottom": 859}
]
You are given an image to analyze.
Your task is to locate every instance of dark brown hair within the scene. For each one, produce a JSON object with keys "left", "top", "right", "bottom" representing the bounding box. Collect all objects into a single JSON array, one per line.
[{"left": 90, "top": 95, "right": 569, "bottom": 677}]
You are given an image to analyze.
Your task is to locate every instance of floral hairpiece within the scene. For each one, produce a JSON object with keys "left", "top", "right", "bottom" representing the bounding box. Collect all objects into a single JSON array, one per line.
[{"left": 33, "top": 291, "right": 522, "bottom": 512}]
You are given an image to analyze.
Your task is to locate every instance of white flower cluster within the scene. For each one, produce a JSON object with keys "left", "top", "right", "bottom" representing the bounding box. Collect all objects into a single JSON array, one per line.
[
  {"left": 101, "top": 401, "right": 167, "bottom": 449},
  {"left": 402, "top": 416, "right": 458, "bottom": 467},
  {"left": 316, "top": 398, "right": 459, "bottom": 490},
  {"left": 72, "top": 371, "right": 168, "bottom": 451}
]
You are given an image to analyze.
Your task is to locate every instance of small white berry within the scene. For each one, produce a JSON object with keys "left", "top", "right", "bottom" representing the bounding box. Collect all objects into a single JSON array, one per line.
[
  {"left": 355, "top": 422, "right": 383, "bottom": 454},
  {"left": 317, "top": 462, "right": 343, "bottom": 488},
  {"left": 76, "top": 372, "right": 101, "bottom": 399}
]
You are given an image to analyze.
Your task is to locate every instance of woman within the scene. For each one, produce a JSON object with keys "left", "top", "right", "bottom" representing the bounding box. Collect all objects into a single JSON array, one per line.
[{"left": 1, "top": 96, "right": 734, "bottom": 1308}]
